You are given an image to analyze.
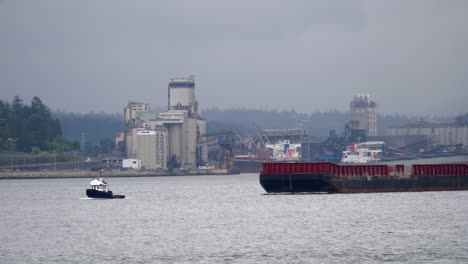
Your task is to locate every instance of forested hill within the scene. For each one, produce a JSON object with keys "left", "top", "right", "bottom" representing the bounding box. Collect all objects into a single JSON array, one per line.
[
  {"left": 53, "top": 111, "right": 123, "bottom": 144},
  {"left": 201, "top": 108, "right": 454, "bottom": 139},
  {"left": 52, "top": 107, "right": 456, "bottom": 149},
  {"left": 2, "top": 96, "right": 455, "bottom": 156}
]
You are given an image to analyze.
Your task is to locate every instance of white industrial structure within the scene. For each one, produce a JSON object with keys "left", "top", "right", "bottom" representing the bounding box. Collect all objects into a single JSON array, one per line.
[
  {"left": 126, "top": 128, "right": 144, "bottom": 159},
  {"left": 387, "top": 123, "right": 468, "bottom": 147},
  {"left": 168, "top": 75, "right": 196, "bottom": 113},
  {"left": 197, "top": 119, "right": 208, "bottom": 164},
  {"left": 157, "top": 110, "right": 198, "bottom": 169},
  {"left": 155, "top": 127, "right": 168, "bottom": 169},
  {"left": 122, "top": 159, "right": 142, "bottom": 169},
  {"left": 120, "top": 75, "right": 207, "bottom": 170},
  {"left": 124, "top": 101, "right": 150, "bottom": 125},
  {"left": 136, "top": 130, "right": 157, "bottom": 169},
  {"left": 350, "top": 94, "right": 377, "bottom": 137}
]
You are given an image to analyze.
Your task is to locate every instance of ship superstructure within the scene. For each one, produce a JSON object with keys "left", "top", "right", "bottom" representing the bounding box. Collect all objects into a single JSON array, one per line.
[
  {"left": 341, "top": 141, "right": 383, "bottom": 164},
  {"left": 266, "top": 140, "right": 302, "bottom": 161}
]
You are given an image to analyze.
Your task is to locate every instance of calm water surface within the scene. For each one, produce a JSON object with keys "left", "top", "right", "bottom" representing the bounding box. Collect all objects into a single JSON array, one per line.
[{"left": 1, "top": 174, "right": 467, "bottom": 263}]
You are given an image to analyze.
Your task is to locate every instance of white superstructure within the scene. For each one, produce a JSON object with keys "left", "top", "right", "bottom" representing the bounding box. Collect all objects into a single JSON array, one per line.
[
  {"left": 341, "top": 142, "right": 383, "bottom": 164},
  {"left": 266, "top": 140, "right": 301, "bottom": 161},
  {"left": 89, "top": 178, "right": 108, "bottom": 192}
]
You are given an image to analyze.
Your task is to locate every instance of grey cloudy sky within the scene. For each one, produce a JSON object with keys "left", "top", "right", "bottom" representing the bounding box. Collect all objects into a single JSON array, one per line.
[{"left": 1, "top": 0, "right": 467, "bottom": 115}]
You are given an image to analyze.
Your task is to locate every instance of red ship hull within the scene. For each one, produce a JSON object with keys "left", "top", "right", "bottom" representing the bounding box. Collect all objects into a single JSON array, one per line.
[{"left": 260, "top": 162, "right": 468, "bottom": 193}]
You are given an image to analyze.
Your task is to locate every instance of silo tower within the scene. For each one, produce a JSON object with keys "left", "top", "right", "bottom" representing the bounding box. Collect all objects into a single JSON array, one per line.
[
  {"left": 168, "top": 75, "right": 196, "bottom": 115},
  {"left": 350, "top": 94, "right": 377, "bottom": 137}
]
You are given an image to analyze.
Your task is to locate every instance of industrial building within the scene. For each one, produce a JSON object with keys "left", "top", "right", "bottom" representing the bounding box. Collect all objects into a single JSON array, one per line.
[
  {"left": 157, "top": 110, "right": 198, "bottom": 169},
  {"left": 124, "top": 102, "right": 150, "bottom": 127},
  {"left": 168, "top": 76, "right": 197, "bottom": 113},
  {"left": 387, "top": 122, "right": 468, "bottom": 147},
  {"left": 155, "top": 127, "right": 168, "bottom": 169},
  {"left": 124, "top": 102, "right": 154, "bottom": 159},
  {"left": 125, "top": 127, "right": 144, "bottom": 159},
  {"left": 120, "top": 75, "right": 207, "bottom": 170},
  {"left": 350, "top": 94, "right": 377, "bottom": 137},
  {"left": 261, "top": 129, "right": 309, "bottom": 145}
]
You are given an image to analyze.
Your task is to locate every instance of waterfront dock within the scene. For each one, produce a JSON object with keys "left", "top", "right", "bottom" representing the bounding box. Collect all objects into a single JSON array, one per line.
[{"left": 0, "top": 168, "right": 235, "bottom": 180}]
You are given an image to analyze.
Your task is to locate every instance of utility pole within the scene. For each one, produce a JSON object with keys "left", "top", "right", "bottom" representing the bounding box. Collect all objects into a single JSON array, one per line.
[
  {"left": 53, "top": 138, "right": 56, "bottom": 170},
  {"left": 8, "top": 138, "right": 13, "bottom": 172},
  {"left": 7, "top": 138, "right": 17, "bottom": 172}
]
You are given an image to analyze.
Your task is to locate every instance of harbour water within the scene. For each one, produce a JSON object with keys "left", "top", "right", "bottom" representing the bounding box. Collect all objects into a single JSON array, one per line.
[{"left": 1, "top": 174, "right": 467, "bottom": 263}]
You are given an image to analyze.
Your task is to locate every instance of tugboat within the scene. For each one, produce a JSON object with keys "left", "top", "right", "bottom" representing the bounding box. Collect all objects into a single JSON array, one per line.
[{"left": 86, "top": 170, "right": 125, "bottom": 199}]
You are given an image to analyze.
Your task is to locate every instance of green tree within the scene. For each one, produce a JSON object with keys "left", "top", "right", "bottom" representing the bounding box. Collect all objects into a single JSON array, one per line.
[{"left": 0, "top": 96, "right": 75, "bottom": 153}]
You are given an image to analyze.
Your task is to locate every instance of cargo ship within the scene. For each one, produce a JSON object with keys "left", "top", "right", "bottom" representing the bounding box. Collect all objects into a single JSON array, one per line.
[
  {"left": 235, "top": 140, "right": 301, "bottom": 173},
  {"left": 260, "top": 162, "right": 468, "bottom": 193},
  {"left": 341, "top": 141, "right": 383, "bottom": 164}
]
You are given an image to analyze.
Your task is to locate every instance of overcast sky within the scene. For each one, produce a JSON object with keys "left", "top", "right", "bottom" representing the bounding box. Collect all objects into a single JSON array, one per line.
[{"left": 1, "top": 0, "right": 467, "bottom": 115}]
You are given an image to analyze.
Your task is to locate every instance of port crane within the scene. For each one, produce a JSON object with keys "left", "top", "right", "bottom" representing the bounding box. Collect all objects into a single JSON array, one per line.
[
  {"left": 252, "top": 123, "right": 270, "bottom": 149},
  {"left": 201, "top": 130, "right": 237, "bottom": 170}
]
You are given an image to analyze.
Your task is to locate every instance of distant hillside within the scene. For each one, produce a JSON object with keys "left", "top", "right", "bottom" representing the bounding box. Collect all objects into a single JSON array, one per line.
[
  {"left": 202, "top": 108, "right": 455, "bottom": 139},
  {"left": 202, "top": 108, "right": 348, "bottom": 138},
  {"left": 53, "top": 108, "right": 456, "bottom": 147},
  {"left": 52, "top": 111, "right": 124, "bottom": 155},
  {"left": 53, "top": 111, "right": 124, "bottom": 143}
]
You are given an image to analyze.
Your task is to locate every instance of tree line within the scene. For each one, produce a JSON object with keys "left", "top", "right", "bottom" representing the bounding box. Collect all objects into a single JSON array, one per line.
[
  {"left": 52, "top": 111, "right": 123, "bottom": 156},
  {"left": 0, "top": 96, "right": 78, "bottom": 153}
]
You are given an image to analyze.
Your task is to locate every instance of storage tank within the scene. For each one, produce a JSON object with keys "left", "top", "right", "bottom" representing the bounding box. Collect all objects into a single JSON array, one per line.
[
  {"left": 197, "top": 119, "right": 208, "bottom": 165},
  {"left": 137, "top": 130, "right": 157, "bottom": 169},
  {"left": 184, "top": 118, "right": 198, "bottom": 168},
  {"left": 167, "top": 123, "right": 183, "bottom": 163},
  {"left": 126, "top": 128, "right": 144, "bottom": 159},
  {"left": 168, "top": 76, "right": 195, "bottom": 111}
]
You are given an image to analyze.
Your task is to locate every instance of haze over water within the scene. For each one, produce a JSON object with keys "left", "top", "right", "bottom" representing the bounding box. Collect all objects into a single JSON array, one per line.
[{"left": 1, "top": 174, "right": 467, "bottom": 263}]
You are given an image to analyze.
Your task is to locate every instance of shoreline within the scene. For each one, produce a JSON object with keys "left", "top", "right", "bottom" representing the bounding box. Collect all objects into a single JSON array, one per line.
[{"left": 0, "top": 168, "right": 238, "bottom": 180}]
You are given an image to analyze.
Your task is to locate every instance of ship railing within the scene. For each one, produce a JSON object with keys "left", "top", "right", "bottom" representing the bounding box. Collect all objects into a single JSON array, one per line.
[
  {"left": 262, "top": 162, "right": 391, "bottom": 176},
  {"left": 411, "top": 164, "right": 468, "bottom": 176}
]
